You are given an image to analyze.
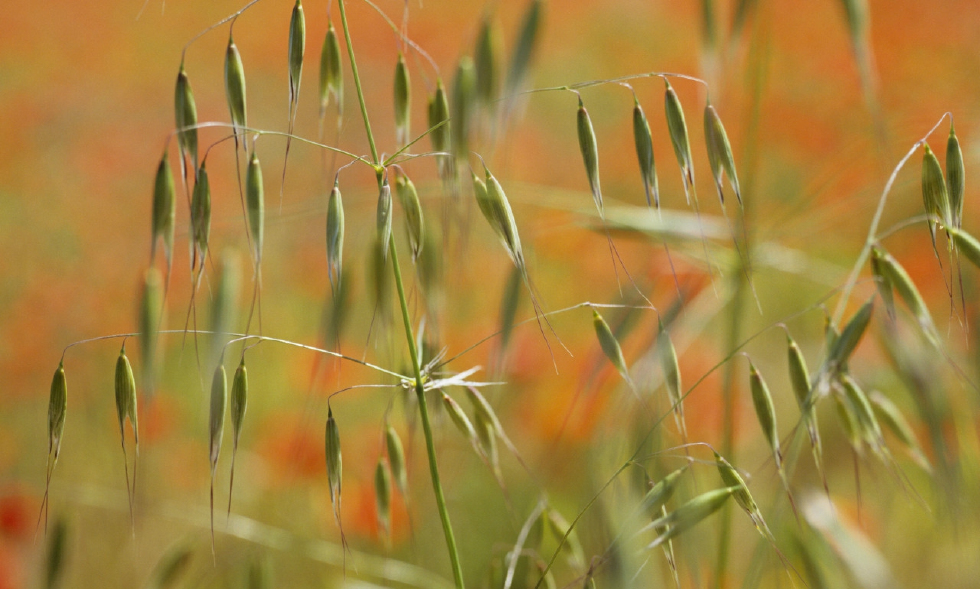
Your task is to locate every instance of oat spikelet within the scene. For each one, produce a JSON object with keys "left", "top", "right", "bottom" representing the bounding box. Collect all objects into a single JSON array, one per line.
[
  {"left": 37, "top": 361, "right": 67, "bottom": 537},
  {"left": 227, "top": 356, "right": 248, "bottom": 517},
  {"left": 428, "top": 80, "right": 452, "bottom": 180},
  {"left": 505, "top": 0, "right": 543, "bottom": 97},
  {"left": 474, "top": 16, "right": 498, "bottom": 107},
  {"left": 114, "top": 344, "right": 139, "bottom": 531},
  {"left": 658, "top": 319, "right": 686, "bottom": 440},
  {"left": 946, "top": 123, "right": 965, "bottom": 229},
  {"left": 189, "top": 163, "right": 212, "bottom": 286},
  {"left": 246, "top": 150, "right": 265, "bottom": 265},
  {"left": 151, "top": 149, "right": 176, "bottom": 283},
  {"left": 174, "top": 63, "right": 199, "bottom": 173},
  {"left": 592, "top": 307, "right": 633, "bottom": 389},
  {"left": 748, "top": 359, "right": 796, "bottom": 515},
  {"left": 871, "top": 247, "right": 939, "bottom": 348},
  {"left": 394, "top": 172, "right": 424, "bottom": 262},
  {"left": 281, "top": 0, "right": 306, "bottom": 210},
  {"left": 868, "top": 390, "right": 930, "bottom": 471},
  {"left": 640, "top": 465, "right": 688, "bottom": 517},
  {"left": 208, "top": 363, "right": 227, "bottom": 555},
  {"left": 385, "top": 422, "right": 408, "bottom": 498},
  {"left": 140, "top": 268, "right": 164, "bottom": 394},
  {"left": 394, "top": 53, "right": 411, "bottom": 147},
  {"left": 318, "top": 22, "right": 343, "bottom": 126},
  {"left": 632, "top": 97, "right": 659, "bottom": 208},
  {"left": 376, "top": 176, "right": 393, "bottom": 262},
  {"left": 827, "top": 297, "right": 873, "bottom": 374},
  {"left": 224, "top": 34, "right": 248, "bottom": 145},
  {"left": 325, "top": 408, "right": 343, "bottom": 526},
  {"left": 664, "top": 79, "right": 695, "bottom": 204},
  {"left": 642, "top": 486, "right": 734, "bottom": 549},
  {"left": 786, "top": 332, "right": 825, "bottom": 489},
  {"left": 921, "top": 143, "right": 949, "bottom": 247},
  {"left": 374, "top": 458, "right": 392, "bottom": 539},
  {"left": 326, "top": 180, "right": 345, "bottom": 295},
  {"left": 703, "top": 101, "right": 741, "bottom": 206},
  {"left": 452, "top": 57, "right": 476, "bottom": 166},
  {"left": 576, "top": 96, "right": 602, "bottom": 215}
]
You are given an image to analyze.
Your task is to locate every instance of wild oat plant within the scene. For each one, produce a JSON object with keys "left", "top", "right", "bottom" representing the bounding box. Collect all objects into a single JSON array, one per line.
[{"left": 32, "top": 1, "right": 980, "bottom": 588}]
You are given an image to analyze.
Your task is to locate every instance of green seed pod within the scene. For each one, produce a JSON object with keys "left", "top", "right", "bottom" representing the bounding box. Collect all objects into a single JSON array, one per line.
[
  {"left": 870, "top": 247, "right": 896, "bottom": 320},
  {"left": 140, "top": 268, "right": 163, "bottom": 394},
  {"left": 713, "top": 451, "right": 758, "bottom": 517},
  {"left": 786, "top": 333, "right": 812, "bottom": 410},
  {"left": 151, "top": 149, "right": 176, "bottom": 270},
  {"left": 224, "top": 35, "right": 248, "bottom": 138},
  {"left": 505, "top": 0, "right": 542, "bottom": 95},
  {"left": 325, "top": 408, "right": 342, "bottom": 512},
  {"left": 442, "top": 393, "right": 477, "bottom": 441},
  {"left": 644, "top": 486, "right": 734, "bottom": 550},
  {"left": 377, "top": 177, "right": 392, "bottom": 261},
  {"left": 839, "top": 374, "right": 884, "bottom": 451},
  {"left": 394, "top": 53, "right": 411, "bottom": 146},
  {"left": 451, "top": 57, "right": 476, "bottom": 163},
  {"left": 209, "top": 364, "right": 227, "bottom": 473},
  {"left": 946, "top": 123, "right": 965, "bottom": 229},
  {"left": 871, "top": 246, "right": 939, "bottom": 347},
  {"left": 787, "top": 331, "right": 823, "bottom": 472},
  {"left": 375, "top": 458, "right": 391, "bottom": 535},
  {"left": 114, "top": 344, "right": 137, "bottom": 446},
  {"left": 868, "top": 390, "right": 929, "bottom": 468},
  {"left": 949, "top": 226, "right": 980, "bottom": 269},
  {"left": 45, "top": 516, "right": 69, "bottom": 589},
  {"left": 326, "top": 181, "right": 345, "bottom": 295},
  {"left": 230, "top": 358, "right": 248, "bottom": 447},
  {"left": 922, "top": 143, "right": 949, "bottom": 239},
  {"left": 473, "top": 410, "right": 499, "bottom": 473},
  {"left": 48, "top": 362, "right": 68, "bottom": 460},
  {"left": 394, "top": 173, "right": 424, "bottom": 261},
  {"left": 577, "top": 97, "right": 602, "bottom": 214},
  {"left": 428, "top": 80, "right": 452, "bottom": 178},
  {"left": 246, "top": 151, "right": 265, "bottom": 263},
  {"left": 385, "top": 423, "right": 408, "bottom": 497},
  {"left": 592, "top": 308, "right": 630, "bottom": 384},
  {"left": 828, "top": 297, "right": 873, "bottom": 372},
  {"left": 190, "top": 163, "right": 212, "bottom": 268},
  {"left": 832, "top": 385, "right": 863, "bottom": 452},
  {"left": 209, "top": 251, "right": 241, "bottom": 370},
  {"left": 704, "top": 102, "right": 741, "bottom": 206},
  {"left": 483, "top": 168, "right": 525, "bottom": 268},
  {"left": 632, "top": 98, "right": 659, "bottom": 208},
  {"left": 474, "top": 16, "right": 498, "bottom": 105},
  {"left": 664, "top": 80, "right": 694, "bottom": 202},
  {"left": 545, "top": 507, "right": 585, "bottom": 566},
  {"left": 640, "top": 465, "right": 688, "bottom": 517},
  {"left": 748, "top": 361, "right": 780, "bottom": 464},
  {"left": 174, "top": 63, "right": 199, "bottom": 171},
  {"left": 319, "top": 22, "right": 343, "bottom": 117},
  {"left": 287, "top": 0, "right": 306, "bottom": 106},
  {"left": 658, "top": 319, "right": 686, "bottom": 438},
  {"left": 472, "top": 170, "right": 494, "bottom": 225}
]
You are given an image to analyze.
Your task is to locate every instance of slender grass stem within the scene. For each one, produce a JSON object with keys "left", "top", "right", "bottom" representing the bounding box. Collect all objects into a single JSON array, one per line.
[
  {"left": 337, "top": 0, "right": 380, "bottom": 166},
  {"left": 334, "top": 0, "right": 463, "bottom": 582},
  {"left": 389, "top": 235, "right": 466, "bottom": 589}
]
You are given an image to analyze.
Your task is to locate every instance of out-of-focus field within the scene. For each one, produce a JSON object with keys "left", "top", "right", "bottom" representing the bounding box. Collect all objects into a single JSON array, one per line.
[{"left": 2, "top": 0, "right": 980, "bottom": 587}]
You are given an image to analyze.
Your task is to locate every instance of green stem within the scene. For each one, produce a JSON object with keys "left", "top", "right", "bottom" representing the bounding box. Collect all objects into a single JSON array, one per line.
[
  {"left": 336, "top": 0, "right": 380, "bottom": 166},
  {"left": 390, "top": 236, "right": 466, "bottom": 589},
  {"left": 335, "top": 1, "right": 461, "bottom": 582}
]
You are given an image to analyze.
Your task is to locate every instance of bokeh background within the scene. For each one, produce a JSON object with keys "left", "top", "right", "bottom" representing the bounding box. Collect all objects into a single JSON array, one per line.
[{"left": 2, "top": 0, "right": 980, "bottom": 587}]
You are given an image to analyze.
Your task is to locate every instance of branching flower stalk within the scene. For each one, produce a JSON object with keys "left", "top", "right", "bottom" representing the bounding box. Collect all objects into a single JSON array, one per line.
[{"left": 335, "top": 0, "right": 464, "bottom": 586}]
